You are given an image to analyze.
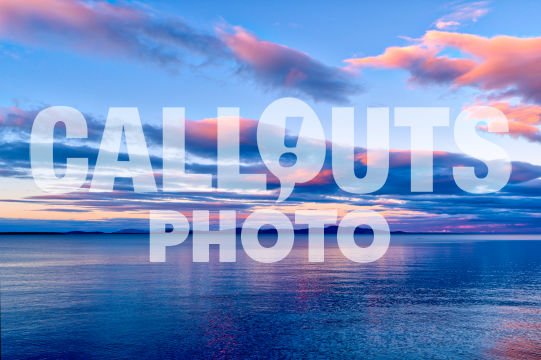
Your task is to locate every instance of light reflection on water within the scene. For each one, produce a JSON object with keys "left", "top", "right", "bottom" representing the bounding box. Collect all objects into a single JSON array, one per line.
[{"left": 1, "top": 234, "right": 540, "bottom": 359}]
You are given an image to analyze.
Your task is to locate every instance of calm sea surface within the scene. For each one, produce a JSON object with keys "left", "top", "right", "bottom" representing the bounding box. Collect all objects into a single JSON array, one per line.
[{"left": 1, "top": 234, "right": 540, "bottom": 359}]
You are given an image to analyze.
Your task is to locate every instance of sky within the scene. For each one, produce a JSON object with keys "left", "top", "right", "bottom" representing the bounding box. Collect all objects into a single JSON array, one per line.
[{"left": 1, "top": 0, "right": 541, "bottom": 233}]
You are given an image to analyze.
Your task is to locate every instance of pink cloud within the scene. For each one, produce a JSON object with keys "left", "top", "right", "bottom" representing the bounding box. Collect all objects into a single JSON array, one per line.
[
  {"left": 0, "top": 0, "right": 225, "bottom": 66},
  {"left": 424, "top": 31, "right": 541, "bottom": 102},
  {"left": 0, "top": 1, "right": 359, "bottom": 102},
  {"left": 347, "top": 30, "right": 541, "bottom": 103},
  {"left": 186, "top": 117, "right": 258, "bottom": 145},
  {"left": 218, "top": 26, "right": 360, "bottom": 102},
  {"left": 346, "top": 43, "right": 476, "bottom": 85},
  {"left": 0, "top": 106, "right": 34, "bottom": 127},
  {"left": 0, "top": 0, "right": 141, "bottom": 53},
  {"left": 346, "top": 30, "right": 541, "bottom": 141},
  {"left": 475, "top": 101, "right": 541, "bottom": 142}
]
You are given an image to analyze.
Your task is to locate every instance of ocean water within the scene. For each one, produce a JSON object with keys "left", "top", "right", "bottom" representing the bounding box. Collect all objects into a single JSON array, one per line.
[{"left": 1, "top": 234, "right": 540, "bottom": 359}]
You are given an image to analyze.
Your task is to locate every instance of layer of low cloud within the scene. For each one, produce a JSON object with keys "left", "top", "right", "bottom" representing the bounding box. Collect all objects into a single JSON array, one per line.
[{"left": 2, "top": 105, "right": 541, "bottom": 232}]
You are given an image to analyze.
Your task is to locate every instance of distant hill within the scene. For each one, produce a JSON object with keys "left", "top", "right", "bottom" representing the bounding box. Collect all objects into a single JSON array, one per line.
[{"left": 1, "top": 227, "right": 432, "bottom": 235}]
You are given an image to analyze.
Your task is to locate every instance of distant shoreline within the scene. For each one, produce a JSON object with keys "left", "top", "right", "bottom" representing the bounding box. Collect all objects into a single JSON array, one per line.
[{"left": 1, "top": 228, "right": 540, "bottom": 236}]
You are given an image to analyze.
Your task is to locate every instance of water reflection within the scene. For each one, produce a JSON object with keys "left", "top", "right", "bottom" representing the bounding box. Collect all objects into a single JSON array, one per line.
[{"left": 1, "top": 234, "right": 540, "bottom": 359}]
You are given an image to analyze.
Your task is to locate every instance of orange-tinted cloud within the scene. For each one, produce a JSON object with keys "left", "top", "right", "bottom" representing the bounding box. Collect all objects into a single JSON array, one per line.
[
  {"left": 346, "top": 42, "right": 476, "bottom": 86},
  {"left": 347, "top": 30, "right": 541, "bottom": 141},
  {"left": 347, "top": 30, "right": 541, "bottom": 103},
  {"left": 475, "top": 101, "right": 541, "bottom": 142}
]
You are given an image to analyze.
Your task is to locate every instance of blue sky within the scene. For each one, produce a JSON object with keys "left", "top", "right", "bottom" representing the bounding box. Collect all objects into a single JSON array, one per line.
[{"left": 1, "top": 0, "right": 541, "bottom": 232}]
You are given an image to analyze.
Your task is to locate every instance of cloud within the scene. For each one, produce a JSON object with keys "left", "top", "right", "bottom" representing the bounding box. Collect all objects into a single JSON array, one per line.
[
  {"left": 345, "top": 43, "right": 476, "bottom": 85},
  {"left": 3, "top": 105, "right": 541, "bottom": 190},
  {"left": 0, "top": 106, "right": 287, "bottom": 185},
  {"left": 346, "top": 30, "right": 541, "bottom": 140},
  {"left": 218, "top": 26, "right": 361, "bottom": 103},
  {"left": 0, "top": 0, "right": 226, "bottom": 67},
  {"left": 2, "top": 102, "right": 541, "bottom": 233},
  {"left": 422, "top": 31, "right": 541, "bottom": 103},
  {"left": 348, "top": 30, "right": 541, "bottom": 102},
  {"left": 0, "top": 0, "right": 359, "bottom": 102},
  {"left": 474, "top": 101, "right": 541, "bottom": 142},
  {"left": 434, "top": 1, "right": 490, "bottom": 30}
]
